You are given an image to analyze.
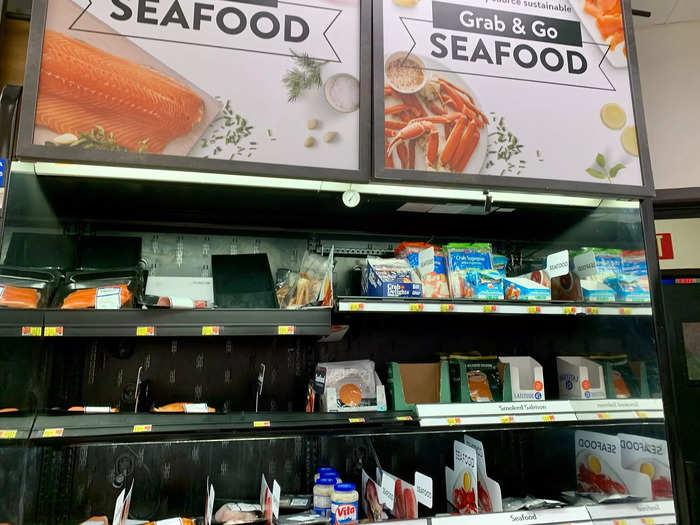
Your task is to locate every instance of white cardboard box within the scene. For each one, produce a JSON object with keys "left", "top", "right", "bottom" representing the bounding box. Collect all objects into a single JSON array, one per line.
[
  {"left": 499, "top": 356, "right": 545, "bottom": 401},
  {"left": 557, "top": 357, "right": 607, "bottom": 400}
]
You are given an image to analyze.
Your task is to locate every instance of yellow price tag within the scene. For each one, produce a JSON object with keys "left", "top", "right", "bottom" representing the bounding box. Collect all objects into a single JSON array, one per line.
[
  {"left": 22, "top": 326, "right": 42, "bottom": 337},
  {"left": 636, "top": 411, "right": 648, "bottom": 419},
  {"left": 42, "top": 428, "right": 64, "bottom": 438},
  {"left": 132, "top": 425, "right": 152, "bottom": 433},
  {"left": 349, "top": 303, "right": 364, "bottom": 311},
  {"left": 348, "top": 418, "right": 366, "bottom": 423},
  {"left": 253, "top": 421, "right": 271, "bottom": 428},
  {"left": 563, "top": 307, "right": 576, "bottom": 315},
  {"left": 440, "top": 304, "right": 454, "bottom": 312},
  {"left": 641, "top": 518, "right": 656, "bottom": 525},
  {"left": 395, "top": 415, "right": 413, "bottom": 421},
  {"left": 527, "top": 306, "right": 541, "bottom": 314},
  {"left": 597, "top": 413, "right": 612, "bottom": 420},
  {"left": 0, "top": 430, "right": 17, "bottom": 439},
  {"left": 201, "top": 326, "right": 220, "bottom": 336},
  {"left": 586, "top": 307, "right": 599, "bottom": 315},
  {"left": 446, "top": 417, "right": 461, "bottom": 426},
  {"left": 541, "top": 414, "right": 555, "bottom": 422},
  {"left": 409, "top": 303, "right": 423, "bottom": 312},
  {"left": 483, "top": 305, "right": 497, "bottom": 313},
  {"left": 277, "top": 325, "right": 295, "bottom": 335},
  {"left": 620, "top": 307, "right": 632, "bottom": 315},
  {"left": 136, "top": 326, "right": 155, "bottom": 336},
  {"left": 44, "top": 326, "right": 63, "bottom": 337},
  {"left": 500, "top": 416, "right": 514, "bottom": 424}
]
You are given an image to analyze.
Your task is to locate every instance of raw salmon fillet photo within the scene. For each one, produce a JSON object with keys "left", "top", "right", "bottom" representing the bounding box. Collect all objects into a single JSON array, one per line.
[{"left": 35, "top": 30, "right": 204, "bottom": 153}]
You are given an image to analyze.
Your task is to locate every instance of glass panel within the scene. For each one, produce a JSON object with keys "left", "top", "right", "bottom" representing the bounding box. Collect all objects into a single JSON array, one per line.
[{"left": 681, "top": 322, "right": 700, "bottom": 381}]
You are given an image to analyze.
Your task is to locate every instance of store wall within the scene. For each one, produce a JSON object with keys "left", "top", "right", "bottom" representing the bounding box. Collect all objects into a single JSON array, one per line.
[
  {"left": 654, "top": 218, "right": 700, "bottom": 271},
  {"left": 635, "top": 21, "right": 700, "bottom": 190}
]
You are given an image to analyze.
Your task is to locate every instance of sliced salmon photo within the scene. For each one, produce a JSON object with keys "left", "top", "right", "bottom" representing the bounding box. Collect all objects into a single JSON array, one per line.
[{"left": 36, "top": 30, "right": 204, "bottom": 153}]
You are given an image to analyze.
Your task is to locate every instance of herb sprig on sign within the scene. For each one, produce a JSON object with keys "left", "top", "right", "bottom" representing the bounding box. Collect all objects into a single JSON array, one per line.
[
  {"left": 46, "top": 126, "right": 149, "bottom": 153},
  {"left": 200, "top": 98, "right": 255, "bottom": 159},
  {"left": 485, "top": 114, "right": 527, "bottom": 176},
  {"left": 586, "top": 153, "right": 625, "bottom": 183},
  {"left": 283, "top": 50, "right": 327, "bottom": 102}
]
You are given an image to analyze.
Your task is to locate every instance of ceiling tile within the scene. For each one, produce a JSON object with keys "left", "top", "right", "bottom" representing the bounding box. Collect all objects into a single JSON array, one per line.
[
  {"left": 632, "top": 0, "right": 678, "bottom": 25},
  {"left": 667, "top": 0, "right": 700, "bottom": 23}
]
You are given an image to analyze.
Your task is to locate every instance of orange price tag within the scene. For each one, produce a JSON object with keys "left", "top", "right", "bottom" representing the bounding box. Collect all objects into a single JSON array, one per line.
[{"left": 253, "top": 421, "right": 271, "bottom": 428}]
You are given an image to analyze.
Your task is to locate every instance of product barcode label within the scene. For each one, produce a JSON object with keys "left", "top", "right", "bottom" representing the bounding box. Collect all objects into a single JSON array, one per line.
[
  {"left": 136, "top": 326, "right": 155, "bottom": 336},
  {"left": 44, "top": 326, "right": 63, "bottom": 337},
  {"left": 21, "top": 326, "right": 42, "bottom": 337}
]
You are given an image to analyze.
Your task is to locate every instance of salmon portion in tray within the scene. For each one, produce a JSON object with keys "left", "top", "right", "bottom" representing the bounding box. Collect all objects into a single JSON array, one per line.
[{"left": 36, "top": 30, "right": 204, "bottom": 153}]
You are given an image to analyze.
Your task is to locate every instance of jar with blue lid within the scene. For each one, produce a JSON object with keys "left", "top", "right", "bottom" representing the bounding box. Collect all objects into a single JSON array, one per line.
[
  {"left": 315, "top": 467, "right": 341, "bottom": 483},
  {"left": 331, "top": 482, "right": 358, "bottom": 525},
  {"left": 313, "top": 477, "right": 336, "bottom": 517}
]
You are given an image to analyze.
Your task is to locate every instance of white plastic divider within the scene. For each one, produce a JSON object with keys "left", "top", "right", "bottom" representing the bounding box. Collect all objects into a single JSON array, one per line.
[
  {"left": 431, "top": 506, "right": 592, "bottom": 524},
  {"left": 336, "top": 299, "right": 652, "bottom": 317},
  {"left": 415, "top": 400, "right": 664, "bottom": 428}
]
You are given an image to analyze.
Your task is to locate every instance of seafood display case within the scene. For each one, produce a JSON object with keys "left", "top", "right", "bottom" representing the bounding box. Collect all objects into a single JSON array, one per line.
[{"left": 0, "top": 161, "right": 682, "bottom": 524}]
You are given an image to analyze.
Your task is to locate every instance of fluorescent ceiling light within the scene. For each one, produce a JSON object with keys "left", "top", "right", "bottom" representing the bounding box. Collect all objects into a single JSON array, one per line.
[{"left": 17, "top": 161, "right": 638, "bottom": 209}]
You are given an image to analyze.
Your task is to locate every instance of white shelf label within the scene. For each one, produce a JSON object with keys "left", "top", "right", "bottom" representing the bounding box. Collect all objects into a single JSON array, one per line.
[{"left": 586, "top": 501, "right": 675, "bottom": 520}]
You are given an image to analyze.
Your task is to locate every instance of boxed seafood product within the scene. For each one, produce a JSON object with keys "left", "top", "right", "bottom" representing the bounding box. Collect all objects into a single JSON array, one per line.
[
  {"left": 444, "top": 243, "right": 502, "bottom": 300},
  {"left": 608, "top": 274, "right": 650, "bottom": 303},
  {"left": 144, "top": 276, "right": 213, "bottom": 309},
  {"left": 0, "top": 266, "right": 62, "bottom": 309},
  {"left": 519, "top": 270, "right": 551, "bottom": 290},
  {"left": 491, "top": 254, "right": 508, "bottom": 279},
  {"left": 387, "top": 361, "right": 451, "bottom": 410},
  {"left": 446, "top": 441, "right": 479, "bottom": 515},
  {"left": 589, "top": 354, "right": 640, "bottom": 399},
  {"left": 362, "top": 257, "right": 422, "bottom": 298},
  {"left": 449, "top": 356, "right": 503, "bottom": 403},
  {"left": 503, "top": 277, "right": 551, "bottom": 301},
  {"left": 499, "top": 357, "right": 545, "bottom": 402},
  {"left": 556, "top": 357, "right": 606, "bottom": 400},
  {"left": 551, "top": 272, "right": 583, "bottom": 301},
  {"left": 581, "top": 280, "right": 616, "bottom": 302},
  {"left": 575, "top": 430, "right": 652, "bottom": 499},
  {"left": 622, "top": 250, "right": 650, "bottom": 294},
  {"left": 618, "top": 434, "right": 673, "bottom": 500},
  {"left": 315, "top": 360, "right": 387, "bottom": 412},
  {"left": 463, "top": 435, "right": 503, "bottom": 513},
  {"left": 575, "top": 248, "right": 647, "bottom": 302},
  {"left": 53, "top": 267, "right": 144, "bottom": 309},
  {"left": 394, "top": 242, "right": 450, "bottom": 298}
]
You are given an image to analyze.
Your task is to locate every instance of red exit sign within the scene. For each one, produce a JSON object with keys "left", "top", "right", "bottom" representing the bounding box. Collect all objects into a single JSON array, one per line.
[{"left": 656, "top": 233, "right": 674, "bottom": 260}]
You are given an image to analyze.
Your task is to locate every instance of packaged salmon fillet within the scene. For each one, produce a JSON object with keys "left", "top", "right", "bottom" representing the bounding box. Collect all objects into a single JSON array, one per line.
[
  {"left": 589, "top": 354, "right": 640, "bottom": 399},
  {"left": 449, "top": 356, "right": 503, "bottom": 402},
  {"left": 153, "top": 403, "right": 216, "bottom": 413},
  {"left": 395, "top": 242, "right": 451, "bottom": 299},
  {"left": 53, "top": 267, "right": 144, "bottom": 309},
  {"left": 0, "top": 266, "right": 62, "bottom": 308}
]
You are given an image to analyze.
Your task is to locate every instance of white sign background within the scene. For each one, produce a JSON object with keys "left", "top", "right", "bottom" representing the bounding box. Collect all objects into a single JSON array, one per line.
[{"left": 382, "top": 0, "right": 643, "bottom": 186}]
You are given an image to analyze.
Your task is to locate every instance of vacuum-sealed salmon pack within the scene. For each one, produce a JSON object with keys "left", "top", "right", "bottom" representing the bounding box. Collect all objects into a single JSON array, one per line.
[
  {"left": 53, "top": 267, "right": 145, "bottom": 310},
  {"left": 394, "top": 242, "right": 450, "bottom": 299},
  {"left": 449, "top": 356, "right": 503, "bottom": 403},
  {"left": 588, "top": 354, "right": 640, "bottom": 399},
  {"left": 0, "top": 266, "right": 62, "bottom": 309}
]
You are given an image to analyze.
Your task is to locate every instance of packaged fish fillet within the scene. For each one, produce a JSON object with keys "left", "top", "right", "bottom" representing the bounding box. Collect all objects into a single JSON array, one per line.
[
  {"left": 0, "top": 266, "right": 62, "bottom": 309},
  {"left": 53, "top": 267, "right": 145, "bottom": 310},
  {"left": 395, "top": 242, "right": 450, "bottom": 298},
  {"left": 444, "top": 244, "right": 502, "bottom": 300},
  {"left": 588, "top": 354, "right": 640, "bottom": 399},
  {"left": 449, "top": 356, "right": 503, "bottom": 403}
]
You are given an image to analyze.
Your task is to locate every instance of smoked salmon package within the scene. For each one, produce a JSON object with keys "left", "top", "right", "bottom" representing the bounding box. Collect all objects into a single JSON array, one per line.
[
  {"left": 0, "top": 266, "right": 62, "bottom": 308},
  {"left": 394, "top": 242, "right": 451, "bottom": 299},
  {"left": 52, "top": 267, "right": 145, "bottom": 310}
]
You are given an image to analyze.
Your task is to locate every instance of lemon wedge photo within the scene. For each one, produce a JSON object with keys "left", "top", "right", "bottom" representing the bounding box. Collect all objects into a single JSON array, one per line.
[
  {"left": 601, "top": 103, "right": 626, "bottom": 129},
  {"left": 588, "top": 455, "right": 602, "bottom": 474},
  {"left": 622, "top": 126, "right": 639, "bottom": 156},
  {"left": 462, "top": 472, "right": 471, "bottom": 490},
  {"left": 640, "top": 462, "right": 655, "bottom": 479}
]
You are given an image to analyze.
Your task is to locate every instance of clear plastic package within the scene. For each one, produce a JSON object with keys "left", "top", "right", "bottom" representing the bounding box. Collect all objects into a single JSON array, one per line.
[{"left": 0, "top": 266, "right": 62, "bottom": 309}]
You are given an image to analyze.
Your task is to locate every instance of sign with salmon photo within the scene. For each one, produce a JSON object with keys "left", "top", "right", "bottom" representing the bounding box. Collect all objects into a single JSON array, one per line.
[
  {"left": 374, "top": 0, "right": 650, "bottom": 193},
  {"left": 19, "top": 0, "right": 368, "bottom": 181}
]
